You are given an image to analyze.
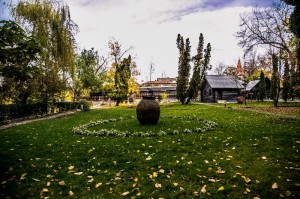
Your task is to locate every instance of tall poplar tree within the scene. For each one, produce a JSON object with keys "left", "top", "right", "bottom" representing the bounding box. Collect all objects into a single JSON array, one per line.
[
  {"left": 176, "top": 34, "right": 191, "bottom": 104},
  {"left": 259, "top": 71, "right": 266, "bottom": 101},
  {"left": 271, "top": 54, "right": 280, "bottom": 107},
  {"left": 186, "top": 33, "right": 211, "bottom": 104}
]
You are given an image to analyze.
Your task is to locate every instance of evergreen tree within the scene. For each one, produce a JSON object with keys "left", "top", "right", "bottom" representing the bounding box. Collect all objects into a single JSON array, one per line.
[
  {"left": 271, "top": 54, "right": 280, "bottom": 107},
  {"left": 282, "top": 58, "right": 291, "bottom": 101},
  {"left": 113, "top": 55, "right": 131, "bottom": 106},
  {"left": 176, "top": 34, "right": 191, "bottom": 104},
  {"left": 258, "top": 71, "right": 266, "bottom": 101},
  {"left": 186, "top": 33, "right": 204, "bottom": 104}
]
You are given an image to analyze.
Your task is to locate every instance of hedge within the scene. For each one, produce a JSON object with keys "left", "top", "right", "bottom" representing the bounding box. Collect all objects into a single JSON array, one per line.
[{"left": 0, "top": 101, "right": 90, "bottom": 124}]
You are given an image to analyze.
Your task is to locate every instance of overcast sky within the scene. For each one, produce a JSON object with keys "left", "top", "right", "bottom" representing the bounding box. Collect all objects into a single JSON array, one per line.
[{"left": 1, "top": 0, "right": 274, "bottom": 83}]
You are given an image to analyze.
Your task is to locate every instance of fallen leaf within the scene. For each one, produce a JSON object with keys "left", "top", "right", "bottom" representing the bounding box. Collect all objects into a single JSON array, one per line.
[
  {"left": 216, "top": 169, "right": 225, "bottom": 174},
  {"left": 155, "top": 183, "right": 162, "bottom": 188},
  {"left": 69, "top": 191, "right": 74, "bottom": 196},
  {"left": 95, "top": 182, "right": 102, "bottom": 188},
  {"left": 42, "top": 188, "right": 49, "bottom": 193},
  {"left": 158, "top": 169, "right": 165, "bottom": 173},
  {"left": 173, "top": 182, "right": 178, "bottom": 187},
  {"left": 121, "top": 191, "right": 130, "bottom": 196},
  {"left": 58, "top": 181, "right": 65, "bottom": 186},
  {"left": 218, "top": 186, "right": 224, "bottom": 191},
  {"left": 272, "top": 182, "right": 278, "bottom": 189},
  {"left": 253, "top": 197, "right": 260, "bottom": 199},
  {"left": 262, "top": 156, "right": 267, "bottom": 160},
  {"left": 33, "top": 178, "right": 40, "bottom": 182},
  {"left": 246, "top": 188, "right": 251, "bottom": 192},
  {"left": 286, "top": 190, "right": 291, "bottom": 196},
  {"left": 47, "top": 182, "right": 51, "bottom": 186},
  {"left": 74, "top": 172, "right": 83, "bottom": 175},
  {"left": 87, "top": 178, "right": 94, "bottom": 183},
  {"left": 133, "top": 178, "right": 138, "bottom": 182},
  {"left": 145, "top": 156, "right": 152, "bottom": 161},
  {"left": 152, "top": 172, "right": 158, "bottom": 178},
  {"left": 193, "top": 191, "right": 199, "bottom": 197},
  {"left": 20, "top": 173, "right": 28, "bottom": 180},
  {"left": 68, "top": 166, "right": 74, "bottom": 170},
  {"left": 201, "top": 185, "right": 207, "bottom": 193}
]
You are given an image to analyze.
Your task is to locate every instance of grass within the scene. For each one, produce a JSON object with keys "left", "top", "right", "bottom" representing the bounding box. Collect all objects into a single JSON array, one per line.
[{"left": 0, "top": 103, "right": 300, "bottom": 198}]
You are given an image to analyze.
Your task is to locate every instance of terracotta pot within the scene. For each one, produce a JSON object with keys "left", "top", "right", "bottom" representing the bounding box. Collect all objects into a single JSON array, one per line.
[{"left": 136, "top": 96, "right": 160, "bottom": 125}]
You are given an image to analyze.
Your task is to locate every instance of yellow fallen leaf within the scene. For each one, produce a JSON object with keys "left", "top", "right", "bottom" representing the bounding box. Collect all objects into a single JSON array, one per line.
[
  {"left": 42, "top": 188, "right": 49, "bottom": 192},
  {"left": 246, "top": 188, "right": 251, "bottom": 192},
  {"left": 47, "top": 182, "right": 51, "bottom": 186},
  {"left": 74, "top": 172, "right": 83, "bottom": 175},
  {"left": 33, "top": 178, "right": 40, "bottom": 182},
  {"left": 58, "top": 181, "right": 65, "bottom": 186},
  {"left": 155, "top": 183, "right": 162, "bottom": 188},
  {"left": 272, "top": 182, "right": 278, "bottom": 189},
  {"left": 158, "top": 169, "right": 165, "bottom": 173},
  {"left": 121, "top": 191, "right": 130, "bottom": 196},
  {"left": 95, "top": 182, "right": 102, "bottom": 188},
  {"left": 173, "top": 182, "right": 178, "bottom": 187},
  {"left": 133, "top": 178, "right": 138, "bottom": 182},
  {"left": 216, "top": 169, "right": 225, "bottom": 174},
  {"left": 193, "top": 191, "right": 199, "bottom": 197},
  {"left": 253, "top": 197, "right": 260, "bottom": 199},
  {"left": 218, "top": 186, "right": 224, "bottom": 191},
  {"left": 201, "top": 185, "right": 207, "bottom": 193},
  {"left": 87, "top": 178, "right": 94, "bottom": 183},
  {"left": 68, "top": 166, "right": 74, "bottom": 170},
  {"left": 242, "top": 176, "right": 251, "bottom": 183},
  {"left": 20, "top": 173, "right": 28, "bottom": 180},
  {"left": 152, "top": 172, "right": 158, "bottom": 178}
]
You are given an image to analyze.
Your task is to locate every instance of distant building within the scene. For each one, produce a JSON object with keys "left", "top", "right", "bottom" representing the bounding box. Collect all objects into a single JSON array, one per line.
[
  {"left": 141, "top": 77, "right": 176, "bottom": 87},
  {"left": 224, "top": 59, "right": 247, "bottom": 80},
  {"left": 201, "top": 75, "right": 244, "bottom": 103},
  {"left": 138, "top": 77, "right": 177, "bottom": 99}
]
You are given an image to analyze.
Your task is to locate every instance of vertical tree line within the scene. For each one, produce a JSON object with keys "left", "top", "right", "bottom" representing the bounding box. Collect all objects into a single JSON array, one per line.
[{"left": 176, "top": 33, "right": 211, "bottom": 104}]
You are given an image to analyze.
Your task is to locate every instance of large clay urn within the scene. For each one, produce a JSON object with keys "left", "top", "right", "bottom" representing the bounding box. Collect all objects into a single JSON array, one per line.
[{"left": 136, "top": 96, "right": 160, "bottom": 125}]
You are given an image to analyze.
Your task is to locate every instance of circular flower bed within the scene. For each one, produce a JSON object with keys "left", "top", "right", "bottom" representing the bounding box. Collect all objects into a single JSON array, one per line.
[{"left": 73, "top": 115, "right": 217, "bottom": 137}]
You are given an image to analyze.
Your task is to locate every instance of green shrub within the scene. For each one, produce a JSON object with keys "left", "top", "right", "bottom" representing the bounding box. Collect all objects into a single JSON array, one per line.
[{"left": 79, "top": 100, "right": 91, "bottom": 111}]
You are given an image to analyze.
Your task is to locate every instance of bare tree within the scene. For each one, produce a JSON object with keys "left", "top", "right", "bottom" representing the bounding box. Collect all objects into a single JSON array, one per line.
[
  {"left": 236, "top": 1, "right": 295, "bottom": 63},
  {"left": 213, "top": 62, "right": 226, "bottom": 75}
]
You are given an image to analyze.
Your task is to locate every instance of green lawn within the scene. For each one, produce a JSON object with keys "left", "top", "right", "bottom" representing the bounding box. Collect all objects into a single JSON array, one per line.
[{"left": 0, "top": 103, "right": 300, "bottom": 198}]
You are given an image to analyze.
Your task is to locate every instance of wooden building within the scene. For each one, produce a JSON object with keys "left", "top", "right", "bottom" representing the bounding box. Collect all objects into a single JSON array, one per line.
[
  {"left": 245, "top": 78, "right": 271, "bottom": 100},
  {"left": 201, "top": 75, "right": 244, "bottom": 103},
  {"left": 138, "top": 86, "right": 176, "bottom": 99}
]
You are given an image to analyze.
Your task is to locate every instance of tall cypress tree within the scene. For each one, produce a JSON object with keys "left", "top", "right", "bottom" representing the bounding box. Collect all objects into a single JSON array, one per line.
[
  {"left": 186, "top": 33, "right": 204, "bottom": 104},
  {"left": 176, "top": 34, "right": 191, "bottom": 104},
  {"left": 271, "top": 54, "right": 280, "bottom": 107},
  {"left": 259, "top": 71, "right": 266, "bottom": 101},
  {"left": 282, "top": 58, "right": 291, "bottom": 101}
]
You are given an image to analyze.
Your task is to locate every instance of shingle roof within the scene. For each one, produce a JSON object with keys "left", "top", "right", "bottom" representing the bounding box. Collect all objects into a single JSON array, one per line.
[
  {"left": 205, "top": 75, "right": 244, "bottom": 89},
  {"left": 246, "top": 80, "right": 259, "bottom": 91}
]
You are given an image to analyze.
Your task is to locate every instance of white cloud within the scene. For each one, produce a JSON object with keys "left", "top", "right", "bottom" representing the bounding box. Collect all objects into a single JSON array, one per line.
[{"left": 65, "top": 0, "right": 259, "bottom": 82}]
